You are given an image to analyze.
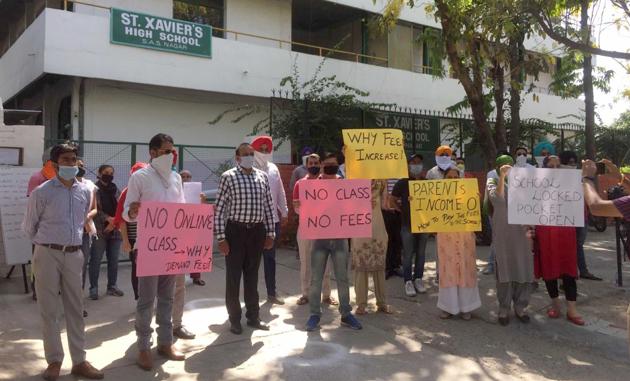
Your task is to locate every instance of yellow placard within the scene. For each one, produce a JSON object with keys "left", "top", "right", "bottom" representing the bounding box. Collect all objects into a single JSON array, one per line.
[
  {"left": 409, "top": 178, "right": 482, "bottom": 233},
  {"left": 342, "top": 129, "right": 408, "bottom": 179}
]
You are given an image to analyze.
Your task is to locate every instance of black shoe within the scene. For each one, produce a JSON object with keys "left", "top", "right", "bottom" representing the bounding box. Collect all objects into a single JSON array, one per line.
[
  {"left": 173, "top": 326, "right": 196, "bottom": 340},
  {"left": 83, "top": 310, "right": 88, "bottom": 318},
  {"left": 230, "top": 322, "right": 243, "bottom": 335},
  {"left": 580, "top": 272, "right": 603, "bottom": 281},
  {"left": 246, "top": 320, "right": 270, "bottom": 331},
  {"left": 498, "top": 316, "right": 510, "bottom": 326},
  {"left": 515, "top": 313, "right": 530, "bottom": 324}
]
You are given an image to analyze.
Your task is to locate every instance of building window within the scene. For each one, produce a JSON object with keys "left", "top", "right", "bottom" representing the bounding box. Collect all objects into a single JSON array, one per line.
[{"left": 173, "top": 0, "right": 224, "bottom": 37}]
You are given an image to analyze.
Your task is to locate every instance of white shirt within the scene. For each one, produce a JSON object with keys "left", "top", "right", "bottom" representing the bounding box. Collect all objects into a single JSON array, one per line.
[
  {"left": 123, "top": 165, "right": 185, "bottom": 222},
  {"left": 264, "top": 162, "right": 288, "bottom": 223}
]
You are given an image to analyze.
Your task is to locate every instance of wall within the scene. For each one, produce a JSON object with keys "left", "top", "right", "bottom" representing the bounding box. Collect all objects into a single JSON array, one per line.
[
  {"left": 226, "top": 0, "right": 292, "bottom": 48},
  {"left": 74, "top": 0, "right": 173, "bottom": 17},
  {"left": 82, "top": 79, "right": 292, "bottom": 163}
]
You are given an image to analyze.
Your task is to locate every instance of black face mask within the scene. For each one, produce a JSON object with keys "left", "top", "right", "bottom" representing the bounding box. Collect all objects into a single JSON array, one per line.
[
  {"left": 77, "top": 167, "right": 86, "bottom": 178},
  {"left": 323, "top": 165, "right": 339, "bottom": 175},
  {"left": 100, "top": 174, "right": 114, "bottom": 183},
  {"left": 307, "top": 166, "right": 320, "bottom": 175}
]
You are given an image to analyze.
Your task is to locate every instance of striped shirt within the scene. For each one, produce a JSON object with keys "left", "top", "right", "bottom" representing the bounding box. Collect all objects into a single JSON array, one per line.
[
  {"left": 613, "top": 196, "right": 630, "bottom": 221},
  {"left": 214, "top": 165, "right": 275, "bottom": 241}
]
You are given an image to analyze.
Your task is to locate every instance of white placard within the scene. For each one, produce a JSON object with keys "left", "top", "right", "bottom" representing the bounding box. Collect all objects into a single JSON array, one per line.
[
  {"left": 507, "top": 167, "right": 584, "bottom": 227},
  {"left": 0, "top": 167, "right": 39, "bottom": 265},
  {"left": 183, "top": 182, "right": 202, "bottom": 204}
]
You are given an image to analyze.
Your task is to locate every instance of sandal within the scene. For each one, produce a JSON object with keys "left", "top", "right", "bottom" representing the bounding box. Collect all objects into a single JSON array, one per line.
[
  {"left": 547, "top": 308, "right": 560, "bottom": 319},
  {"left": 439, "top": 311, "right": 453, "bottom": 319},
  {"left": 356, "top": 305, "right": 368, "bottom": 315},
  {"left": 567, "top": 314, "right": 585, "bottom": 326},
  {"left": 461, "top": 313, "right": 472, "bottom": 321},
  {"left": 322, "top": 297, "right": 339, "bottom": 306},
  {"left": 193, "top": 279, "right": 206, "bottom": 286},
  {"left": 296, "top": 296, "right": 309, "bottom": 305},
  {"left": 377, "top": 305, "right": 394, "bottom": 314}
]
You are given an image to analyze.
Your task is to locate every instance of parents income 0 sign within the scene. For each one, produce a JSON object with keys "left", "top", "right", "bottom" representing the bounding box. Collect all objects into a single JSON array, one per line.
[{"left": 110, "top": 8, "right": 212, "bottom": 58}]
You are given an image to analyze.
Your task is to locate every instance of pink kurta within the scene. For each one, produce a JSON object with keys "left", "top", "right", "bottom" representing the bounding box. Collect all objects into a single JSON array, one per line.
[{"left": 436, "top": 232, "right": 478, "bottom": 288}]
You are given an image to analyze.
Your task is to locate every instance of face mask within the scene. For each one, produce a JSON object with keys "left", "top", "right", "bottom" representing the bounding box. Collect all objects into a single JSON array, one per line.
[
  {"left": 152, "top": 153, "right": 174, "bottom": 176},
  {"left": 302, "top": 155, "right": 309, "bottom": 166},
  {"left": 323, "top": 165, "right": 339, "bottom": 175},
  {"left": 100, "top": 174, "right": 114, "bottom": 183},
  {"left": 436, "top": 156, "right": 452, "bottom": 171},
  {"left": 58, "top": 166, "right": 79, "bottom": 181},
  {"left": 515, "top": 155, "right": 528, "bottom": 167},
  {"left": 77, "top": 167, "right": 86, "bottom": 178},
  {"left": 409, "top": 164, "right": 423, "bottom": 176},
  {"left": 457, "top": 164, "right": 465, "bottom": 172},
  {"left": 254, "top": 151, "right": 273, "bottom": 169},
  {"left": 307, "top": 166, "right": 320, "bottom": 176},
  {"left": 239, "top": 155, "right": 254, "bottom": 169}
]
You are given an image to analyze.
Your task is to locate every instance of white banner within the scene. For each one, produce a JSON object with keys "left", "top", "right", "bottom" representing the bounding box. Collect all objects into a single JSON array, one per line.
[
  {"left": 507, "top": 167, "right": 584, "bottom": 227},
  {"left": 0, "top": 167, "right": 38, "bottom": 265}
]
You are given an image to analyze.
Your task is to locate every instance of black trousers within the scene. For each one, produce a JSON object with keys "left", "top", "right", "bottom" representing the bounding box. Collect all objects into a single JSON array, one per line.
[
  {"left": 130, "top": 249, "right": 139, "bottom": 300},
  {"left": 545, "top": 275, "right": 577, "bottom": 302},
  {"left": 383, "top": 210, "right": 402, "bottom": 272},
  {"left": 225, "top": 221, "right": 265, "bottom": 324}
]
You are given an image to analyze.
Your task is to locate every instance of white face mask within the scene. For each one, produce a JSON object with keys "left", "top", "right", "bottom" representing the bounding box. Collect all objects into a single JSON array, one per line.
[
  {"left": 254, "top": 151, "right": 272, "bottom": 169},
  {"left": 515, "top": 155, "right": 528, "bottom": 167},
  {"left": 436, "top": 156, "right": 452, "bottom": 171},
  {"left": 409, "top": 164, "right": 423, "bottom": 176},
  {"left": 152, "top": 153, "right": 173, "bottom": 177},
  {"left": 239, "top": 155, "right": 255, "bottom": 169}
]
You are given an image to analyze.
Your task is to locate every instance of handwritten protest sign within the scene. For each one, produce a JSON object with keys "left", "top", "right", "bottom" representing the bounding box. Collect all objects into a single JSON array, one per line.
[
  {"left": 0, "top": 167, "right": 38, "bottom": 265},
  {"left": 409, "top": 178, "right": 481, "bottom": 233},
  {"left": 298, "top": 179, "right": 372, "bottom": 239},
  {"left": 507, "top": 167, "right": 584, "bottom": 227},
  {"left": 136, "top": 201, "right": 214, "bottom": 276},
  {"left": 342, "top": 129, "right": 408, "bottom": 179}
]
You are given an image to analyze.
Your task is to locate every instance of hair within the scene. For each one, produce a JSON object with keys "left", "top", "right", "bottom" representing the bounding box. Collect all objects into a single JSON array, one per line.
[
  {"left": 456, "top": 157, "right": 465, "bottom": 162},
  {"left": 444, "top": 167, "right": 460, "bottom": 178},
  {"left": 514, "top": 146, "right": 528, "bottom": 154},
  {"left": 559, "top": 150, "right": 578, "bottom": 165},
  {"left": 409, "top": 153, "right": 424, "bottom": 162},
  {"left": 50, "top": 143, "right": 79, "bottom": 163},
  {"left": 235, "top": 142, "right": 251, "bottom": 156},
  {"left": 322, "top": 152, "right": 339, "bottom": 162},
  {"left": 149, "top": 133, "right": 174, "bottom": 151},
  {"left": 180, "top": 169, "right": 192, "bottom": 175},
  {"left": 98, "top": 164, "right": 114, "bottom": 174}
]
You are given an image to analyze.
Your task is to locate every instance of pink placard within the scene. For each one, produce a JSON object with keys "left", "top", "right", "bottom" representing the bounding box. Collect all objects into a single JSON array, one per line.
[
  {"left": 136, "top": 201, "right": 214, "bottom": 277},
  {"left": 298, "top": 179, "right": 372, "bottom": 239}
]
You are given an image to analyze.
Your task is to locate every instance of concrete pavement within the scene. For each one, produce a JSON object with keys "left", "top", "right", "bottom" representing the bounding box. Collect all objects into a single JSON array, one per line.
[{"left": 1, "top": 228, "right": 629, "bottom": 380}]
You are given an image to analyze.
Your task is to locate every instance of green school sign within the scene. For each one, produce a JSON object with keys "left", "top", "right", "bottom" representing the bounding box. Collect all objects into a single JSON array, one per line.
[{"left": 110, "top": 8, "right": 212, "bottom": 58}]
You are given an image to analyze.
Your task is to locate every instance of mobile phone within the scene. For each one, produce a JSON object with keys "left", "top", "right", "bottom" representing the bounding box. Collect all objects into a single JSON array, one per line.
[{"left": 596, "top": 162, "right": 606, "bottom": 175}]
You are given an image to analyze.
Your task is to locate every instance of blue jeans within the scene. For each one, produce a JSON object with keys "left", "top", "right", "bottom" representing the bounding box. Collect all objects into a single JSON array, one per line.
[
  {"left": 576, "top": 226, "right": 588, "bottom": 274},
  {"left": 81, "top": 233, "right": 93, "bottom": 290},
  {"left": 309, "top": 239, "right": 352, "bottom": 317},
  {"left": 89, "top": 234, "right": 122, "bottom": 291},
  {"left": 262, "top": 223, "right": 281, "bottom": 297},
  {"left": 401, "top": 226, "right": 428, "bottom": 282}
]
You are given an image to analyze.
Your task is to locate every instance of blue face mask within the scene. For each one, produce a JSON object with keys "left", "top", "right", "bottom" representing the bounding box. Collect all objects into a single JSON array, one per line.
[{"left": 58, "top": 166, "right": 79, "bottom": 181}]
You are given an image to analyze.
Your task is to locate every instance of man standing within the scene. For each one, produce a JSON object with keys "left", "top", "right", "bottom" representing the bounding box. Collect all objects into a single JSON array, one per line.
[
  {"left": 251, "top": 136, "right": 289, "bottom": 305},
  {"left": 170, "top": 169, "right": 198, "bottom": 342},
  {"left": 23, "top": 143, "right": 104, "bottom": 381},
  {"left": 289, "top": 146, "right": 314, "bottom": 192},
  {"left": 391, "top": 154, "right": 429, "bottom": 296},
  {"left": 214, "top": 143, "right": 276, "bottom": 335},
  {"left": 304, "top": 152, "right": 362, "bottom": 332},
  {"left": 426, "top": 146, "right": 455, "bottom": 180},
  {"left": 124, "top": 133, "right": 186, "bottom": 370}
]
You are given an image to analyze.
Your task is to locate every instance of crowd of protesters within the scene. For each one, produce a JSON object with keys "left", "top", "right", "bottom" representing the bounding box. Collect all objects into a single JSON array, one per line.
[{"left": 21, "top": 133, "right": 629, "bottom": 380}]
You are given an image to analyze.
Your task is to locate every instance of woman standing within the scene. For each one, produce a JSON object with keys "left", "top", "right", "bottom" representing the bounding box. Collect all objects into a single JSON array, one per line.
[
  {"left": 436, "top": 166, "right": 481, "bottom": 320},
  {"left": 488, "top": 155, "right": 535, "bottom": 326},
  {"left": 351, "top": 179, "right": 392, "bottom": 314},
  {"left": 535, "top": 155, "right": 584, "bottom": 326}
]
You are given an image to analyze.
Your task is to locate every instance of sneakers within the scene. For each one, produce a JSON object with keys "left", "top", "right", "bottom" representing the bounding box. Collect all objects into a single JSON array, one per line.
[
  {"left": 404, "top": 281, "right": 417, "bottom": 297},
  {"left": 341, "top": 313, "right": 363, "bottom": 330},
  {"left": 89, "top": 288, "right": 98, "bottom": 300},
  {"left": 414, "top": 279, "right": 426, "bottom": 294},
  {"left": 106, "top": 287, "right": 124, "bottom": 297},
  {"left": 305, "top": 315, "right": 320, "bottom": 331}
]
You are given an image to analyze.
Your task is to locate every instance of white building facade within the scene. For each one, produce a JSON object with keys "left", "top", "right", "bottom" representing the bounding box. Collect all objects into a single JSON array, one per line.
[{"left": 0, "top": 0, "right": 584, "bottom": 186}]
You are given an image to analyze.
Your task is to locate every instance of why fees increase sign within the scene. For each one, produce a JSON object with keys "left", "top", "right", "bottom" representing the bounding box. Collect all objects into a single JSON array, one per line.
[{"left": 110, "top": 8, "right": 212, "bottom": 58}]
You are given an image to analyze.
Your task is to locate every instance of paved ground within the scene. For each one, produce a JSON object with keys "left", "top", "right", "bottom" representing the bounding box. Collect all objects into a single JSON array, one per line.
[{"left": 1, "top": 228, "right": 629, "bottom": 380}]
